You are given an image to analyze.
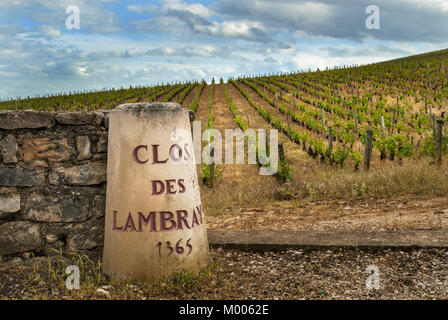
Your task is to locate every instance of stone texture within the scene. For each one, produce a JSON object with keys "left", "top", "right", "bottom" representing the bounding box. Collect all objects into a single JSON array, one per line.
[
  {"left": 0, "top": 221, "right": 41, "bottom": 255},
  {"left": 103, "top": 113, "right": 110, "bottom": 129},
  {"left": 23, "top": 137, "right": 70, "bottom": 162},
  {"left": 0, "top": 187, "right": 20, "bottom": 215},
  {"left": 45, "top": 234, "right": 59, "bottom": 244},
  {"left": 188, "top": 110, "right": 195, "bottom": 122},
  {"left": 0, "top": 111, "right": 111, "bottom": 259},
  {"left": 49, "top": 163, "right": 106, "bottom": 185},
  {"left": 0, "top": 134, "right": 18, "bottom": 164},
  {"left": 54, "top": 112, "right": 103, "bottom": 126},
  {"left": 42, "top": 241, "right": 65, "bottom": 256},
  {"left": 22, "top": 187, "right": 105, "bottom": 222},
  {"left": 28, "top": 160, "right": 49, "bottom": 170},
  {"left": 0, "top": 111, "right": 53, "bottom": 130},
  {"left": 94, "top": 288, "right": 110, "bottom": 298},
  {"left": 103, "top": 103, "right": 209, "bottom": 282},
  {"left": 65, "top": 220, "right": 104, "bottom": 251},
  {"left": 92, "top": 153, "right": 107, "bottom": 162},
  {"left": 76, "top": 136, "right": 91, "bottom": 160},
  {"left": 0, "top": 167, "right": 46, "bottom": 187},
  {"left": 96, "top": 133, "right": 108, "bottom": 153}
]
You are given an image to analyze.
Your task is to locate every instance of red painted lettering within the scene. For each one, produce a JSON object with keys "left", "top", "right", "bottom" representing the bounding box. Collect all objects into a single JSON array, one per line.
[
  {"left": 112, "top": 211, "right": 123, "bottom": 231},
  {"left": 151, "top": 180, "right": 165, "bottom": 195},
  {"left": 169, "top": 144, "right": 183, "bottom": 162},
  {"left": 176, "top": 210, "right": 190, "bottom": 230},
  {"left": 184, "top": 144, "right": 191, "bottom": 161},
  {"left": 178, "top": 179, "right": 186, "bottom": 193},
  {"left": 166, "top": 179, "right": 177, "bottom": 194},
  {"left": 196, "top": 205, "right": 204, "bottom": 224},
  {"left": 152, "top": 144, "right": 168, "bottom": 164},
  {"left": 123, "top": 212, "right": 137, "bottom": 232},
  {"left": 160, "top": 211, "right": 177, "bottom": 231},
  {"left": 191, "top": 208, "right": 200, "bottom": 228},
  {"left": 133, "top": 145, "right": 149, "bottom": 164},
  {"left": 137, "top": 212, "right": 157, "bottom": 232}
]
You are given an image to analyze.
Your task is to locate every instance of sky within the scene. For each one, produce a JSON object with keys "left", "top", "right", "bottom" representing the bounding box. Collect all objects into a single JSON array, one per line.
[{"left": 1, "top": 0, "right": 448, "bottom": 100}]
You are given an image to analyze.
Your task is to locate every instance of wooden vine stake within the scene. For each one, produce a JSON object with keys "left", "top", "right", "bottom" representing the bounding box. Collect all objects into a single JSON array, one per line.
[
  {"left": 363, "top": 129, "right": 373, "bottom": 171},
  {"left": 293, "top": 94, "right": 296, "bottom": 112},
  {"left": 209, "top": 147, "right": 215, "bottom": 188},
  {"left": 430, "top": 109, "right": 436, "bottom": 139},
  {"left": 391, "top": 109, "right": 396, "bottom": 134},
  {"left": 321, "top": 108, "right": 326, "bottom": 136},
  {"left": 436, "top": 120, "right": 443, "bottom": 167},
  {"left": 380, "top": 116, "right": 386, "bottom": 160},
  {"left": 328, "top": 126, "right": 333, "bottom": 162},
  {"left": 279, "top": 143, "right": 285, "bottom": 163},
  {"left": 446, "top": 68, "right": 448, "bottom": 88},
  {"left": 265, "top": 130, "right": 269, "bottom": 158},
  {"left": 354, "top": 110, "right": 358, "bottom": 134}
]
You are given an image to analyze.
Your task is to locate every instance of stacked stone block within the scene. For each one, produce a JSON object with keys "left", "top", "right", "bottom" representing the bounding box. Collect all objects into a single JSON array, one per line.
[{"left": 0, "top": 110, "right": 109, "bottom": 259}]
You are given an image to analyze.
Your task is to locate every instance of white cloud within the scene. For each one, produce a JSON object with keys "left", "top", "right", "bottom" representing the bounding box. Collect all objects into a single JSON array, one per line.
[
  {"left": 76, "top": 65, "right": 90, "bottom": 77},
  {"left": 198, "top": 20, "right": 265, "bottom": 39},
  {"left": 161, "top": 0, "right": 212, "bottom": 17},
  {"left": 407, "top": 0, "right": 448, "bottom": 11},
  {"left": 127, "top": 4, "right": 158, "bottom": 14},
  {"left": 2, "top": 0, "right": 448, "bottom": 100},
  {"left": 0, "top": 0, "right": 122, "bottom": 34},
  {"left": 184, "top": 45, "right": 217, "bottom": 57},
  {"left": 38, "top": 25, "right": 61, "bottom": 38}
]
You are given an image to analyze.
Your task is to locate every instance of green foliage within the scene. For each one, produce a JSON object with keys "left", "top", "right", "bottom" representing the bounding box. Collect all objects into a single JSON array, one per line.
[
  {"left": 0, "top": 83, "right": 178, "bottom": 111},
  {"left": 331, "top": 147, "right": 350, "bottom": 167},
  {"left": 3, "top": 48, "right": 448, "bottom": 172},
  {"left": 164, "top": 83, "right": 189, "bottom": 102},
  {"left": 207, "top": 78, "right": 215, "bottom": 129},
  {"left": 189, "top": 80, "right": 206, "bottom": 112},
  {"left": 201, "top": 163, "right": 223, "bottom": 181},
  {"left": 350, "top": 152, "right": 363, "bottom": 169},
  {"left": 419, "top": 131, "right": 448, "bottom": 159},
  {"left": 276, "top": 160, "right": 293, "bottom": 183},
  {"left": 177, "top": 82, "right": 198, "bottom": 105}
]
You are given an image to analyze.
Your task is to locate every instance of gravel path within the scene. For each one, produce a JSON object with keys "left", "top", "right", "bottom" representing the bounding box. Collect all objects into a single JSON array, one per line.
[
  {"left": 212, "top": 248, "right": 448, "bottom": 300},
  {"left": 1, "top": 248, "right": 447, "bottom": 300}
]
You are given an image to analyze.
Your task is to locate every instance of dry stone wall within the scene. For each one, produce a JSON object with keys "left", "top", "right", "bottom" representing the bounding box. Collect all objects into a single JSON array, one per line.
[
  {"left": 0, "top": 110, "right": 110, "bottom": 259},
  {"left": 0, "top": 109, "right": 195, "bottom": 260}
]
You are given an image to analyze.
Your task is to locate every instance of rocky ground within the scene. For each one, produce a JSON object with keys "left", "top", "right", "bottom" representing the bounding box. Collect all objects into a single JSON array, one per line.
[
  {"left": 206, "top": 195, "right": 448, "bottom": 232},
  {"left": 1, "top": 247, "right": 447, "bottom": 300}
]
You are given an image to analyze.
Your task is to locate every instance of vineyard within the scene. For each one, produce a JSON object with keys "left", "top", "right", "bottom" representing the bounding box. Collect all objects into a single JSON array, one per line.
[{"left": 2, "top": 49, "right": 448, "bottom": 222}]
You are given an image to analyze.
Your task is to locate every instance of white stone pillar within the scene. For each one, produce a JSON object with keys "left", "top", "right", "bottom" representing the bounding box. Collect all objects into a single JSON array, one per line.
[{"left": 103, "top": 102, "right": 209, "bottom": 282}]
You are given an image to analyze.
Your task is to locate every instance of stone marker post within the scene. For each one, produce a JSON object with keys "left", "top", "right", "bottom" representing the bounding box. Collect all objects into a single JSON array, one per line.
[{"left": 103, "top": 102, "right": 209, "bottom": 282}]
